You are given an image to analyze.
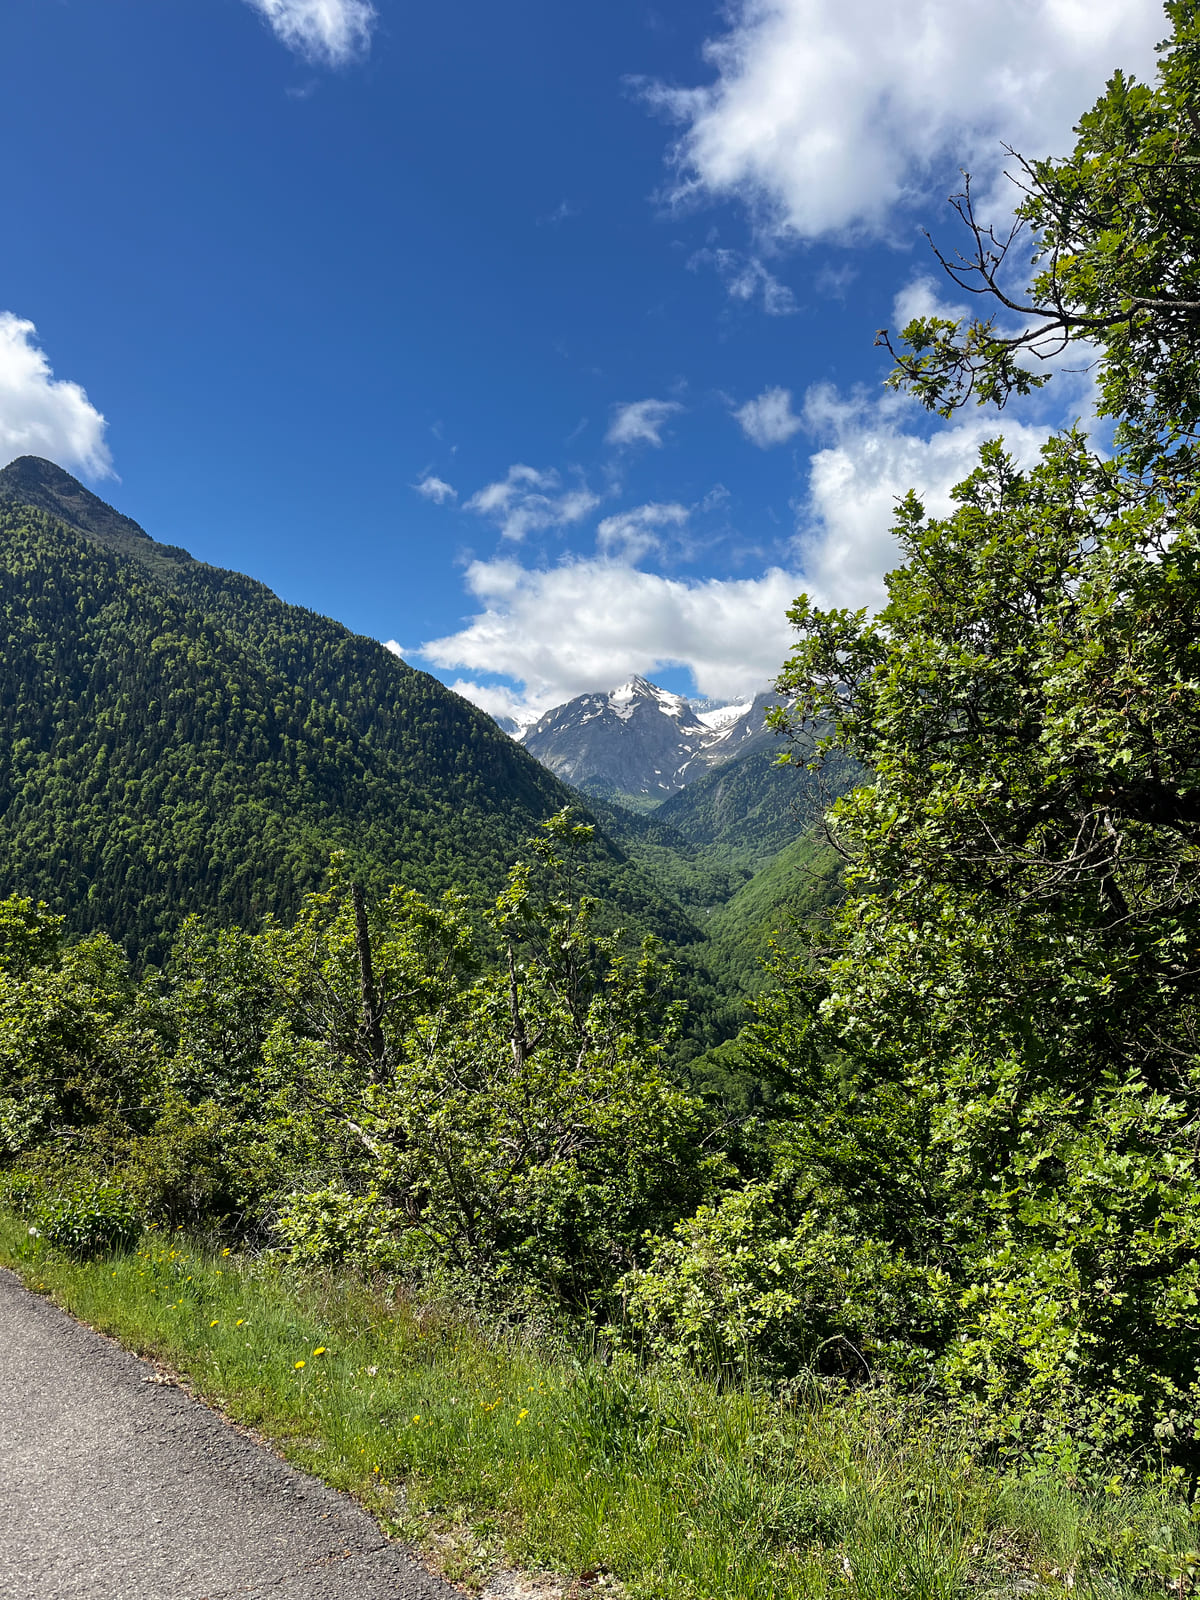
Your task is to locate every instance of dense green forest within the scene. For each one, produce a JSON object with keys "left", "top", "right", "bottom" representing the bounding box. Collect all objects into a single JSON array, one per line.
[
  {"left": 9, "top": 6, "right": 1200, "bottom": 1531},
  {"left": 0, "top": 457, "right": 719, "bottom": 963}
]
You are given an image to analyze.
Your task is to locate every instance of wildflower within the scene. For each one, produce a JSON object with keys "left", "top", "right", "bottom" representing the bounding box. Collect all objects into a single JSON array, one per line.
[
  {"left": 236, "top": 1319, "right": 245, "bottom": 1327},
  {"left": 412, "top": 1414, "right": 421, "bottom": 1424},
  {"left": 313, "top": 1347, "right": 327, "bottom": 1357},
  {"left": 210, "top": 1320, "right": 219, "bottom": 1327},
  {"left": 295, "top": 1360, "right": 306, "bottom": 1370},
  {"left": 222, "top": 1248, "right": 231, "bottom": 1257},
  {"left": 516, "top": 1409, "right": 529, "bottom": 1425}
]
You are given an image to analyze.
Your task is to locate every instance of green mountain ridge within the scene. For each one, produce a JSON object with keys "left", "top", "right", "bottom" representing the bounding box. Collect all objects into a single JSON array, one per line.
[
  {"left": 0, "top": 455, "right": 854, "bottom": 1056},
  {"left": 0, "top": 458, "right": 702, "bottom": 960}
]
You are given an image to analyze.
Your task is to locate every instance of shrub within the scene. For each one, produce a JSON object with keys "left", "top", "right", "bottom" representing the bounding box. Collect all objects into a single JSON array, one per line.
[
  {"left": 621, "top": 1182, "right": 950, "bottom": 1383},
  {"left": 272, "top": 1184, "right": 401, "bottom": 1268},
  {"left": 34, "top": 1184, "right": 142, "bottom": 1258}
]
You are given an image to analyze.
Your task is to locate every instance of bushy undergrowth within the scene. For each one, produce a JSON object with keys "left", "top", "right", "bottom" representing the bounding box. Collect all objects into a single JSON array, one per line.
[
  {"left": 5, "top": 1171, "right": 142, "bottom": 1258},
  {"left": 2, "top": 1208, "right": 1196, "bottom": 1600}
]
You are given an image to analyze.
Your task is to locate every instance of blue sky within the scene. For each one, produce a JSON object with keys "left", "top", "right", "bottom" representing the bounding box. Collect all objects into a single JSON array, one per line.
[{"left": 2, "top": 0, "right": 1164, "bottom": 721}]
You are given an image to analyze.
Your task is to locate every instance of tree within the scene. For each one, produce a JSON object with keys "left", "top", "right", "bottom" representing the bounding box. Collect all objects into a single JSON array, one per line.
[
  {"left": 879, "top": 0, "right": 1200, "bottom": 485},
  {"left": 0, "top": 898, "right": 161, "bottom": 1160},
  {"left": 744, "top": 3, "right": 1200, "bottom": 1463},
  {"left": 260, "top": 817, "right": 723, "bottom": 1310},
  {"left": 762, "top": 432, "right": 1200, "bottom": 1460}
]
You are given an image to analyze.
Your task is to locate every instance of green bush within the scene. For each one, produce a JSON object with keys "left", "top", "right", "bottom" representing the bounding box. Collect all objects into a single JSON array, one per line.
[
  {"left": 1, "top": 1169, "right": 43, "bottom": 1216},
  {"left": 622, "top": 1183, "right": 950, "bottom": 1382},
  {"left": 121, "top": 1095, "right": 246, "bottom": 1228},
  {"left": 34, "top": 1184, "right": 142, "bottom": 1259},
  {"left": 272, "top": 1184, "right": 402, "bottom": 1268}
]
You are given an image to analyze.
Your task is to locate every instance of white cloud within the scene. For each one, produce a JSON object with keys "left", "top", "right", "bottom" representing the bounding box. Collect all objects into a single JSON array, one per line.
[
  {"left": 426, "top": 361, "right": 1093, "bottom": 723},
  {"left": 443, "top": 679, "right": 539, "bottom": 729},
  {"left": 421, "top": 557, "right": 800, "bottom": 721},
  {"left": 890, "top": 274, "right": 971, "bottom": 330},
  {"left": 414, "top": 474, "right": 457, "bottom": 505},
  {"left": 596, "top": 501, "right": 690, "bottom": 562},
  {"left": 644, "top": 0, "right": 1162, "bottom": 240},
  {"left": 606, "top": 398, "right": 684, "bottom": 448},
  {"left": 465, "top": 463, "right": 600, "bottom": 542},
  {"left": 796, "top": 384, "right": 1054, "bottom": 610},
  {"left": 383, "top": 639, "right": 407, "bottom": 657},
  {"left": 242, "top": 0, "right": 376, "bottom": 66},
  {"left": 689, "top": 248, "right": 797, "bottom": 314},
  {"left": 735, "top": 385, "right": 803, "bottom": 448},
  {"left": 0, "top": 314, "right": 112, "bottom": 479}
]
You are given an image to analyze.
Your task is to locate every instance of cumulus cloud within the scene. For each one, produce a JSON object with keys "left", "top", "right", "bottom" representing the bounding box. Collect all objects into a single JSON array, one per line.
[
  {"left": 425, "top": 333, "right": 1094, "bottom": 721},
  {"left": 242, "top": 0, "right": 376, "bottom": 66},
  {"left": 442, "top": 679, "right": 541, "bottom": 729},
  {"left": 606, "top": 398, "right": 684, "bottom": 448},
  {"left": 797, "top": 384, "right": 1055, "bottom": 610},
  {"left": 465, "top": 463, "right": 600, "bottom": 542},
  {"left": 734, "top": 385, "right": 803, "bottom": 448},
  {"left": 413, "top": 474, "right": 457, "bottom": 505},
  {"left": 643, "top": 0, "right": 1162, "bottom": 240},
  {"left": 689, "top": 248, "right": 797, "bottom": 314},
  {"left": 0, "top": 314, "right": 112, "bottom": 479},
  {"left": 596, "top": 501, "right": 690, "bottom": 562},
  {"left": 421, "top": 557, "right": 801, "bottom": 720}
]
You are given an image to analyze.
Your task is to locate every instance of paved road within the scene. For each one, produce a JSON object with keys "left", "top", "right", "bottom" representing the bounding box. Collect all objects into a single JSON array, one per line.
[{"left": 0, "top": 1267, "right": 461, "bottom": 1600}]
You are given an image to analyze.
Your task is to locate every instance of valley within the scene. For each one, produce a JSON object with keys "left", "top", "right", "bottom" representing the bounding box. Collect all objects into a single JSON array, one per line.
[{"left": 0, "top": 455, "right": 847, "bottom": 1033}]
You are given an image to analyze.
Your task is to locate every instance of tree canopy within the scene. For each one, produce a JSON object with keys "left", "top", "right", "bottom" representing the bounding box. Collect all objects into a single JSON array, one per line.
[
  {"left": 880, "top": 0, "right": 1200, "bottom": 485},
  {"left": 707, "top": 2, "right": 1200, "bottom": 1463}
]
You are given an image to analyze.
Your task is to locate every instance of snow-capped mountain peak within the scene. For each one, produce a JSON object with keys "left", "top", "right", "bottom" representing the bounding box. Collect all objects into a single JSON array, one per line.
[{"left": 516, "top": 678, "right": 779, "bottom": 799}]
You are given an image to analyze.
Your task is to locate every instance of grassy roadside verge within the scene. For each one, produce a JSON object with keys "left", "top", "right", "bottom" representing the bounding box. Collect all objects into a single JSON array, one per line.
[{"left": 1, "top": 1208, "right": 1195, "bottom": 1600}]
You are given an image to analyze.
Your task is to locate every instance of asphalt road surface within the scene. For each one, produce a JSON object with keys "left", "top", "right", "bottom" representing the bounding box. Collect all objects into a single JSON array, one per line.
[{"left": 0, "top": 1266, "right": 461, "bottom": 1600}]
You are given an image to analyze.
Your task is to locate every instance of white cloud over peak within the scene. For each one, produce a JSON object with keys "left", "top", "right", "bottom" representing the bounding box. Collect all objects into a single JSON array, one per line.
[
  {"left": 465, "top": 463, "right": 600, "bottom": 542},
  {"left": 242, "top": 0, "right": 376, "bottom": 66},
  {"left": 414, "top": 474, "right": 457, "bottom": 505},
  {"left": 421, "top": 556, "right": 801, "bottom": 721},
  {"left": 735, "top": 385, "right": 803, "bottom": 448},
  {"left": 0, "top": 314, "right": 113, "bottom": 479},
  {"left": 644, "top": 0, "right": 1161, "bottom": 240},
  {"left": 596, "top": 501, "right": 690, "bottom": 561},
  {"left": 606, "top": 398, "right": 684, "bottom": 448}
]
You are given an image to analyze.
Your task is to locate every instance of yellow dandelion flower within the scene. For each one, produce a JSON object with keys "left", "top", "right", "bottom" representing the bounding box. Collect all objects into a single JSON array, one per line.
[
  {"left": 412, "top": 1414, "right": 421, "bottom": 1424},
  {"left": 295, "top": 1360, "right": 306, "bottom": 1370},
  {"left": 236, "top": 1318, "right": 245, "bottom": 1327},
  {"left": 210, "top": 1319, "right": 219, "bottom": 1327},
  {"left": 313, "top": 1346, "right": 327, "bottom": 1356}
]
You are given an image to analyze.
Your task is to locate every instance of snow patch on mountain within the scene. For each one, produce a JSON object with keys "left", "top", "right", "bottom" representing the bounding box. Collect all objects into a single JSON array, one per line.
[{"left": 696, "top": 698, "right": 754, "bottom": 731}]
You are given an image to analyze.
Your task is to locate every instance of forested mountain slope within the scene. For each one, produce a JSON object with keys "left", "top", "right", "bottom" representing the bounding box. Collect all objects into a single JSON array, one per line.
[
  {"left": 0, "top": 460, "right": 701, "bottom": 959},
  {"left": 651, "top": 737, "right": 860, "bottom": 870},
  {"left": 589, "top": 734, "right": 859, "bottom": 1005}
]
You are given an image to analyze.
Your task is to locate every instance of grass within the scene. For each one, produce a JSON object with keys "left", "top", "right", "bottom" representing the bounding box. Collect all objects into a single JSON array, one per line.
[{"left": 2, "top": 1206, "right": 1197, "bottom": 1599}]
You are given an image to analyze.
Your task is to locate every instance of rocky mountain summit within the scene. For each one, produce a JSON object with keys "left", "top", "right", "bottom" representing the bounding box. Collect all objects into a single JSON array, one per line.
[{"left": 518, "top": 675, "right": 781, "bottom": 800}]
